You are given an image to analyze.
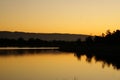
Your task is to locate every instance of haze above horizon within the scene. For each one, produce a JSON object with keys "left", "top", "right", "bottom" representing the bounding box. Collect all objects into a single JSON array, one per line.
[{"left": 0, "top": 0, "right": 120, "bottom": 35}]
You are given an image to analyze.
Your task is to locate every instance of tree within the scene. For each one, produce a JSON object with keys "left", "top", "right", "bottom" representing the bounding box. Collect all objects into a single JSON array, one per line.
[{"left": 85, "top": 36, "right": 93, "bottom": 45}]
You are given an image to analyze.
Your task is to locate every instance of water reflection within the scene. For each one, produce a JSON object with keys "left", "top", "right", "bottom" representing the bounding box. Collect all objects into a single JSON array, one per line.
[
  {"left": 0, "top": 49, "right": 120, "bottom": 80},
  {"left": 74, "top": 51, "right": 120, "bottom": 70},
  {"left": 0, "top": 49, "right": 120, "bottom": 70},
  {"left": 0, "top": 49, "right": 59, "bottom": 56}
]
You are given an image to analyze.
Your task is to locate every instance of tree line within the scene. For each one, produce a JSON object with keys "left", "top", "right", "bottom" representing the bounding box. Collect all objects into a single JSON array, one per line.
[
  {"left": 0, "top": 30, "right": 120, "bottom": 47},
  {"left": 86, "top": 29, "right": 120, "bottom": 45}
]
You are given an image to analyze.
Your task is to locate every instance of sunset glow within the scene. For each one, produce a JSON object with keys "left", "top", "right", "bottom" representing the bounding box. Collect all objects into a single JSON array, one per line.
[{"left": 0, "top": 0, "right": 120, "bottom": 35}]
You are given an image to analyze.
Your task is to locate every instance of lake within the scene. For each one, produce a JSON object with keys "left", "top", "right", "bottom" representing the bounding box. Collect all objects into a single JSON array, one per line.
[{"left": 0, "top": 48, "right": 120, "bottom": 80}]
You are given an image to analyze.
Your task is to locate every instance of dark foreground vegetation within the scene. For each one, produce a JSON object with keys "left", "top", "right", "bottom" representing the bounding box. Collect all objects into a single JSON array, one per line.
[
  {"left": 1, "top": 30, "right": 120, "bottom": 52},
  {"left": 0, "top": 30, "right": 120, "bottom": 70}
]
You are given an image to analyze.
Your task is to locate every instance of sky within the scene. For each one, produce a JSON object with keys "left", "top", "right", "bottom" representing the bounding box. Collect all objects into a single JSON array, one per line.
[{"left": 0, "top": 0, "right": 120, "bottom": 35}]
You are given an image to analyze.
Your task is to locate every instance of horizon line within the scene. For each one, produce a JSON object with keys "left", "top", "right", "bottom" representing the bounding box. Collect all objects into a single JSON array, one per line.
[{"left": 0, "top": 30, "right": 92, "bottom": 36}]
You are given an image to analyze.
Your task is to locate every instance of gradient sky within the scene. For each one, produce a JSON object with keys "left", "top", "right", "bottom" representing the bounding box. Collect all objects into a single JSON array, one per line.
[{"left": 0, "top": 0, "right": 120, "bottom": 35}]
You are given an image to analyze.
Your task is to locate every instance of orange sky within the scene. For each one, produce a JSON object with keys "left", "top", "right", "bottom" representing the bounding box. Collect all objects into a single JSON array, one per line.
[{"left": 0, "top": 0, "right": 120, "bottom": 35}]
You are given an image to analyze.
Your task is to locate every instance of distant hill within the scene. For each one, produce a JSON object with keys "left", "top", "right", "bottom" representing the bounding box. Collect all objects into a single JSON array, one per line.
[{"left": 0, "top": 31, "right": 90, "bottom": 41}]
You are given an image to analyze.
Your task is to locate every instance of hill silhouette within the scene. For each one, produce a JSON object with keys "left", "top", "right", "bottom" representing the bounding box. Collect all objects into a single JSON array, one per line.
[{"left": 0, "top": 31, "right": 89, "bottom": 41}]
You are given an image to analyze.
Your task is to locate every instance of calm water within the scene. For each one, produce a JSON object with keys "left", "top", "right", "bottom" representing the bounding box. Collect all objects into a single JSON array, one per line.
[{"left": 0, "top": 48, "right": 120, "bottom": 80}]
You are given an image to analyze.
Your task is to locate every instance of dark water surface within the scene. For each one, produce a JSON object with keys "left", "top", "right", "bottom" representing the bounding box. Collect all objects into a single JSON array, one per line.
[{"left": 0, "top": 48, "right": 120, "bottom": 80}]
